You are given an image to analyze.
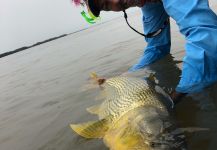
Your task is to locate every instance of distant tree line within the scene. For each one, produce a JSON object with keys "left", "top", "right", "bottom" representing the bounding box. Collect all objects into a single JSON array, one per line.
[{"left": 0, "top": 34, "right": 67, "bottom": 58}]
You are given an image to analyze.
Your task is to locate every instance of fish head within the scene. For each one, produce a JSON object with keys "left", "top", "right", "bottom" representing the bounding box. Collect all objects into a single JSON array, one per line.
[
  {"left": 103, "top": 109, "right": 152, "bottom": 150},
  {"left": 104, "top": 107, "right": 187, "bottom": 150},
  {"left": 135, "top": 107, "right": 187, "bottom": 150}
]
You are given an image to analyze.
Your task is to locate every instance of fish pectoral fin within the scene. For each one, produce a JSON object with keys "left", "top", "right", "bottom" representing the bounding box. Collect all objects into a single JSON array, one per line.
[
  {"left": 70, "top": 119, "right": 109, "bottom": 139},
  {"left": 86, "top": 105, "right": 101, "bottom": 115},
  {"left": 180, "top": 127, "right": 210, "bottom": 133},
  {"left": 155, "top": 85, "right": 174, "bottom": 108}
]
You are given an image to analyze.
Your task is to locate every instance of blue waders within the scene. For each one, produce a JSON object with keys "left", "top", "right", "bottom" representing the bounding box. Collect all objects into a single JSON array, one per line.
[{"left": 130, "top": 1, "right": 217, "bottom": 93}]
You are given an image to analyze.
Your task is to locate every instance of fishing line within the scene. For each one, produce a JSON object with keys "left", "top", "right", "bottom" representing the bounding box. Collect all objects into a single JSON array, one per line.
[{"left": 123, "top": 9, "right": 169, "bottom": 38}]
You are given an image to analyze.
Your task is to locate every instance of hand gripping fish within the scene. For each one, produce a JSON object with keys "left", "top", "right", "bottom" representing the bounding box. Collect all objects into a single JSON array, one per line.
[{"left": 70, "top": 73, "right": 187, "bottom": 150}]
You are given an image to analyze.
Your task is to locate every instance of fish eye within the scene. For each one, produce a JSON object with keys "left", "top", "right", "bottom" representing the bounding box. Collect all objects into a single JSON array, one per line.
[
  {"left": 149, "top": 142, "right": 161, "bottom": 148},
  {"left": 150, "top": 142, "right": 155, "bottom": 147}
]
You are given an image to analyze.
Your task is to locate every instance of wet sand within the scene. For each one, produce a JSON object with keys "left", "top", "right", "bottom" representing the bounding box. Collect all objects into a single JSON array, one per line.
[{"left": 1, "top": 1, "right": 217, "bottom": 150}]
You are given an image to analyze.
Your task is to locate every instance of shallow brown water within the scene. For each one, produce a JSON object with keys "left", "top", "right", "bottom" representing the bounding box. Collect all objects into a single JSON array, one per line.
[{"left": 1, "top": 2, "right": 217, "bottom": 150}]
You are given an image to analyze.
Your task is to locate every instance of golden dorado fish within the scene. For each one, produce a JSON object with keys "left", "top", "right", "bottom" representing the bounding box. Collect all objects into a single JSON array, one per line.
[{"left": 70, "top": 73, "right": 187, "bottom": 150}]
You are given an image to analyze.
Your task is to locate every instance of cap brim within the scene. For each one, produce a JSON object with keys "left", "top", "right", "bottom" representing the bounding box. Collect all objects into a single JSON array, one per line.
[{"left": 87, "top": 0, "right": 100, "bottom": 17}]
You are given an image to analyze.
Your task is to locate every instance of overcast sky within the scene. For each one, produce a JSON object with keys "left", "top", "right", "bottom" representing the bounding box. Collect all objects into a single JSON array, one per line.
[
  {"left": 1, "top": 0, "right": 217, "bottom": 54},
  {"left": 0, "top": 0, "right": 123, "bottom": 53}
]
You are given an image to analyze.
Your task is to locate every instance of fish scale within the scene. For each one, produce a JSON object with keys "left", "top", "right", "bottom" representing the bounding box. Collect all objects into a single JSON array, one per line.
[{"left": 98, "top": 76, "right": 166, "bottom": 122}]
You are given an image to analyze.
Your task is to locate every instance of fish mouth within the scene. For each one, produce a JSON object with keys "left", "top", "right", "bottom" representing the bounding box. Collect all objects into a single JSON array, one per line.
[
  {"left": 144, "top": 132, "right": 187, "bottom": 150},
  {"left": 146, "top": 141, "right": 187, "bottom": 150}
]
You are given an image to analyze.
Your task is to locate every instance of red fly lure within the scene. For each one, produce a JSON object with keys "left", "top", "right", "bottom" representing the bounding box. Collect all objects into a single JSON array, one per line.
[{"left": 72, "top": 0, "right": 84, "bottom": 6}]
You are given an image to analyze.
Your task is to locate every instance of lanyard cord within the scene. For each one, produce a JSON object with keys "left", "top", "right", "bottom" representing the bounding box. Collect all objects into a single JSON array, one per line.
[{"left": 123, "top": 10, "right": 169, "bottom": 38}]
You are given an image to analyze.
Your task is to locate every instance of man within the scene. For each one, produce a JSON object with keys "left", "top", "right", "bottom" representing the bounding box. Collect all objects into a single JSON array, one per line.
[{"left": 74, "top": 0, "right": 217, "bottom": 104}]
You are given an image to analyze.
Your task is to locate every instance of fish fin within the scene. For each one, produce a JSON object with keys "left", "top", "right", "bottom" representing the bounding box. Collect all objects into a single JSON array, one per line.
[
  {"left": 80, "top": 72, "right": 105, "bottom": 91},
  {"left": 180, "top": 127, "right": 209, "bottom": 133},
  {"left": 155, "top": 85, "right": 174, "bottom": 109},
  {"left": 90, "top": 72, "right": 106, "bottom": 85},
  {"left": 86, "top": 105, "right": 101, "bottom": 115},
  {"left": 90, "top": 72, "right": 98, "bottom": 80},
  {"left": 70, "top": 119, "right": 109, "bottom": 139},
  {"left": 79, "top": 72, "right": 99, "bottom": 91}
]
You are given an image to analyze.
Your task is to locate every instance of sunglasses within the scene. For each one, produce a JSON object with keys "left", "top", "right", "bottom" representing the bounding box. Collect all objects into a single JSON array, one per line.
[{"left": 79, "top": 1, "right": 100, "bottom": 24}]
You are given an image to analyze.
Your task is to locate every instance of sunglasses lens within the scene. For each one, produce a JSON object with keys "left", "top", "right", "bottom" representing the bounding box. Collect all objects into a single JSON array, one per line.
[{"left": 81, "top": 11, "right": 96, "bottom": 24}]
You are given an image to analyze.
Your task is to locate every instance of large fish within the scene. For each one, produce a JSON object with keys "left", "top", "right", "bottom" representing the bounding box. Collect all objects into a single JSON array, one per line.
[{"left": 70, "top": 73, "right": 187, "bottom": 150}]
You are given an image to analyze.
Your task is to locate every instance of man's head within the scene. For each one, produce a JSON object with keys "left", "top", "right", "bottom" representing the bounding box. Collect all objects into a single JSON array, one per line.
[
  {"left": 72, "top": 0, "right": 99, "bottom": 17},
  {"left": 72, "top": 0, "right": 147, "bottom": 17}
]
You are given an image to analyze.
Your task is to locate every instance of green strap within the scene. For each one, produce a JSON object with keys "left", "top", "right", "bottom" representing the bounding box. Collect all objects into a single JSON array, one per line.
[{"left": 81, "top": 11, "right": 96, "bottom": 24}]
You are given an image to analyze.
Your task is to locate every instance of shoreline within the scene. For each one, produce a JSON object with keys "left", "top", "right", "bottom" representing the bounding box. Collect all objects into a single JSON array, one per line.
[
  {"left": 0, "top": 34, "right": 67, "bottom": 59},
  {"left": 0, "top": 15, "right": 124, "bottom": 59}
]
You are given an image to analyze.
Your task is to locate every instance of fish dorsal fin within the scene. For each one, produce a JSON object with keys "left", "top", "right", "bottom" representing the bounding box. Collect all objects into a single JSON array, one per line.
[
  {"left": 70, "top": 119, "right": 109, "bottom": 139},
  {"left": 90, "top": 72, "right": 98, "bottom": 80},
  {"left": 80, "top": 72, "right": 100, "bottom": 91},
  {"left": 86, "top": 104, "right": 101, "bottom": 115}
]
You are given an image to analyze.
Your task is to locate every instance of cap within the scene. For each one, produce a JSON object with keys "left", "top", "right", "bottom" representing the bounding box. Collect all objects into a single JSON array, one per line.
[{"left": 86, "top": 0, "right": 100, "bottom": 17}]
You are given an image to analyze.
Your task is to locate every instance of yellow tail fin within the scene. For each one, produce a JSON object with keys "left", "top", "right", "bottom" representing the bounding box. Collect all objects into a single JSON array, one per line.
[
  {"left": 70, "top": 119, "right": 109, "bottom": 139},
  {"left": 86, "top": 104, "right": 101, "bottom": 115}
]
